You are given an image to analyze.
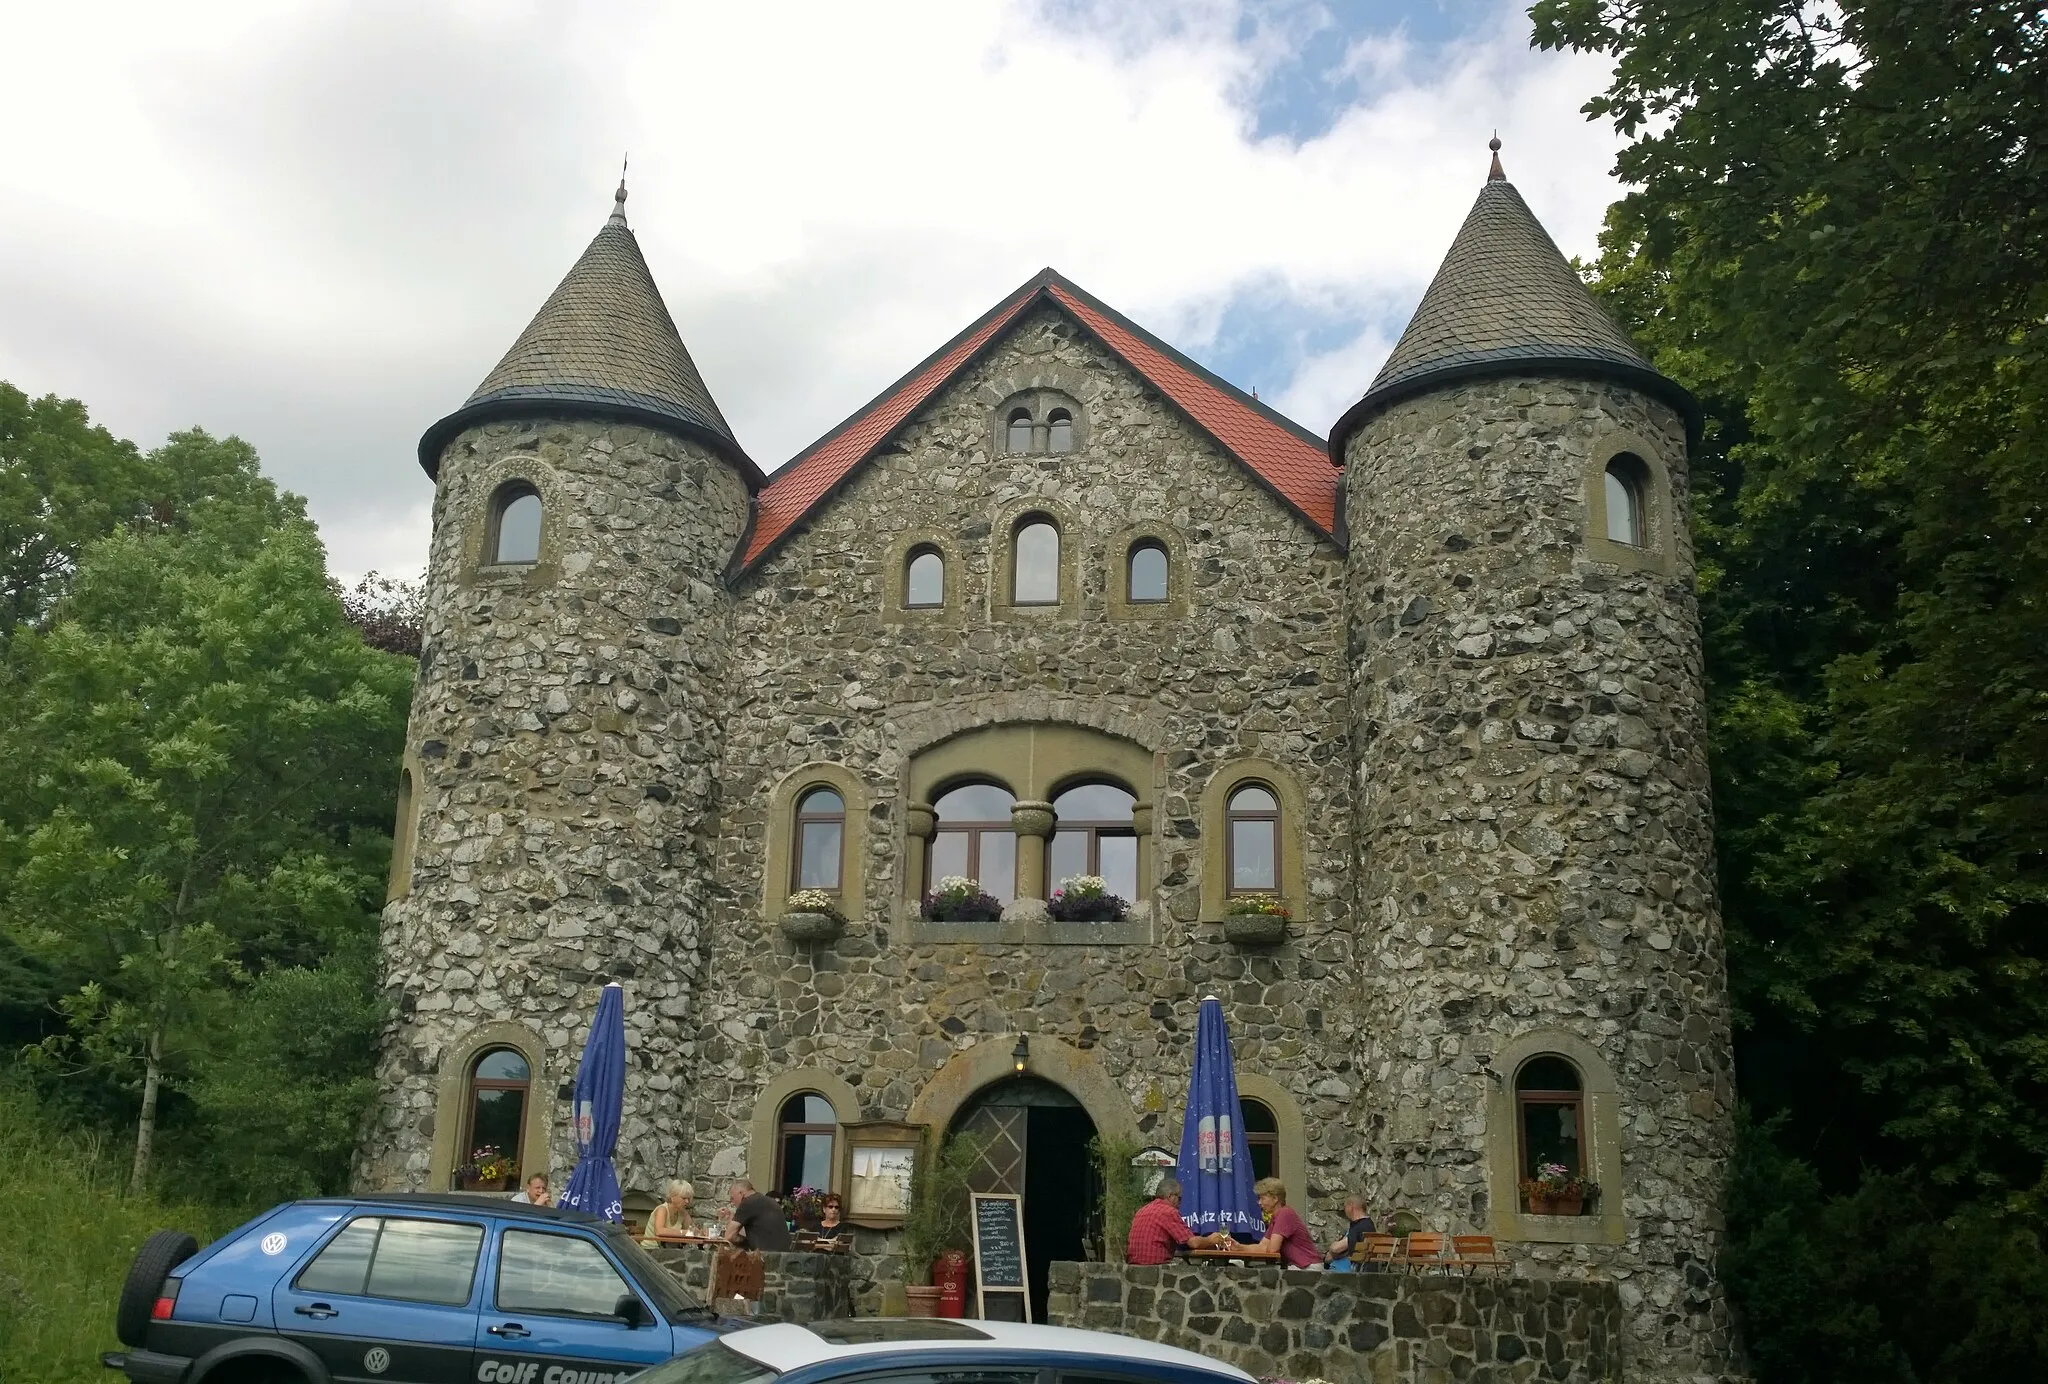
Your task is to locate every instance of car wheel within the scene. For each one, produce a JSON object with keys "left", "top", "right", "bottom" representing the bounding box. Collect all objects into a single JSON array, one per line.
[{"left": 115, "top": 1228, "right": 199, "bottom": 1347}]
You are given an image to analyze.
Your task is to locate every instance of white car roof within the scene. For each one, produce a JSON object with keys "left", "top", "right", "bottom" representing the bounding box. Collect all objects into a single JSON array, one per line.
[{"left": 720, "top": 1320, "right": 1255, "bottom": 1380}]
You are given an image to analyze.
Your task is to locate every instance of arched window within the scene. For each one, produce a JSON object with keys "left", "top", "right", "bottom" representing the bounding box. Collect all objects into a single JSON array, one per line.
[
  {"left": 1225, "top": 784, "right": 1279, "bottom": 893},
  {"left": 1006, "top": 409, "right": 1035, "bottom": 454},
  {"left": 905, "top": 547, "right": 945, "bottom": 608},
  {"left": 1013, "top": 518, "right": 1061, "bottom": 605},
  {"left": 1604, "top": 454, "right": 1647, "bottom": 547},
  {"left": 488, "top": 483, "right": 543, "bottom": 565},
  {"left": 774, "top": 1092, "right": 838, "bottom": 1197},
  {"left": 387, "top": 766, "right": 416, "bottom": 902},
  {"left": 1515, "top": 1055, "right": 1586, "bottom": 1191},
  {"left": 1048, "top": 782, "right": 1137, "bottom": 901},
  {"left": 1241, "top": 1098, "right": 1279, "bottom": 1182},
  {"left": 463, "top": 1048, "right": 530, "bottom": 1186},
  {"left": 929, "top": 782, "right": 1017, "bottom": 904},
  {"left": 1127, "top": 541, "right": 1168, "bottom": 603},
  {"left": 793, "top": 787, "right": 845, "bottom": 891},
  {"left": 1047, "top": 408, "right": 1074, "bottom": 454}
]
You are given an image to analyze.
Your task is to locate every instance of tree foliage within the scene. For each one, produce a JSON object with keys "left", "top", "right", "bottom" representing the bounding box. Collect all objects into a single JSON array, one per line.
[{"left": 1531, "top": 1, "right": 2048, "bottom": 1378}]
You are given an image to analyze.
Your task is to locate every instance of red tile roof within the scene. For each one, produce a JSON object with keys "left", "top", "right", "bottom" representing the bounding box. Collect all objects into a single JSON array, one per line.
[{"left": 738, "top": 269, "right": 1338, "bottom": 570}]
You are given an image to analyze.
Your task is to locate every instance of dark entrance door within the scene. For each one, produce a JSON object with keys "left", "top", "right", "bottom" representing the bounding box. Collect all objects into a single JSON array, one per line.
[{"left": 952, "top": 1077, "right": 1099, "bottom": 1324}]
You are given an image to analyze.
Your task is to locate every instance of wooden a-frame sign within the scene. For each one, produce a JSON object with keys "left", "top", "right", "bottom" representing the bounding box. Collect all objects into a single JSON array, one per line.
[{"left": 970, "top": 1191, "right": 1030, "bottom": 1322}]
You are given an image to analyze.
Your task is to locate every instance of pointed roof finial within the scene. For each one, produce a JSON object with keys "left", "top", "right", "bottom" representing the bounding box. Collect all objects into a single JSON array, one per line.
[
  {"left": 1488, "top": 132, "right": 1505, "bottom": 181},
  {"left": 610, "top": 152, "right": 629, "bottom": 226}
]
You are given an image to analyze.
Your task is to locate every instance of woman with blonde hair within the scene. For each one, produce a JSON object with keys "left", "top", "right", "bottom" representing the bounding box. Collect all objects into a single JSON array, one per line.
[
  {"left": 649, "top": 1179, "right": 697, "bottom": 1238},
  {"left": 1252, "top": 1177, "right": 1320, "bottom": 1268}
]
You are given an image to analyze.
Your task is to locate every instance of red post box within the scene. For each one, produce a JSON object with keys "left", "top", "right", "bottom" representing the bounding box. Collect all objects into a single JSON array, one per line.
[{"left": 934, "top": 1249, "right": 969, "bottom": 1318}]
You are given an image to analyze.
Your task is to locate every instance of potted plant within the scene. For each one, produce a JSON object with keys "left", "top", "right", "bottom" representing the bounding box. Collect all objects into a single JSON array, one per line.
[
  {"left": 1520, "top": 1162, "right": 1598, "bottom": 1216},
  {"left": 1047, "top": 875, "right": 1129, "bottom": 923},
  {"left": 455, "top": 1145, "right": 514, "bottom": 1191},
  {"left": 780, "top": 889, "right": 846, "bottom": 943},
  {"left": 922, "top": 876, "right": 1004, "bottom": 923},
  {"left": 780, "top": 1183, "right": 826, "bottom": 1232},
  {"left": 1223, "top": 893, "right": 1289, "bottom": 944},
  {"left": 898, "top": 1132, "right": 980, "bottom": 1316}
]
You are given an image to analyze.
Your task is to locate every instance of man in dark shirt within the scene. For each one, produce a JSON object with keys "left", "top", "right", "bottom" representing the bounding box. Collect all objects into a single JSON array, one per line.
[{"left": 725, "top": 1178, "right": 793, "bottom": 1252}]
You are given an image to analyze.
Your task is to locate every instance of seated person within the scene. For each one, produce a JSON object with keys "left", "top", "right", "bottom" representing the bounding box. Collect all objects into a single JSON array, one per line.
[
  {"left": 510, "top": 1172, "right": 551, "bottom": 1206},
  {"left": 650, "top": 1179, "right": 697, "bottom": 1238},
  {"left": 1253, "top": 1177, "right": 1321, "bottom": 1268},
  {"left": 726, "top": 1178, "right": 793, "bottom": 1252},
  {"left": 1125, "top": 1177, "right": 1231, "bottom": 1265},
  {"left": 1325, "top": 1194, "right": 1375, "bottom": 1270},
  {"left": 815, "top": 1193, "right": 847, "bottom": 1242}
]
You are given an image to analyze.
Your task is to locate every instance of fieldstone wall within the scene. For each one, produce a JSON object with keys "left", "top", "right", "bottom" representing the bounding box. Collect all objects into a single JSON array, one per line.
[
  {"left": 694, "top": 305, "right": 1360, "bottom": 1211},
  {"left": 357, "top": 416, "right": 750, "bottom": 1195},
  {"left": 655, "top": 1248, "right": 857, "bottom": 1324},
  {"left": 1048, "top": 1261, "right": 1621, "bottom": 1384},
  {"left": 1343, "top": 377, "right": 1741, "bottom": 1381}
]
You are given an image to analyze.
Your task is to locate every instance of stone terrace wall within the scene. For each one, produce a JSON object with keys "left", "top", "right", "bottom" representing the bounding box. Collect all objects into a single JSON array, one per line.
[
  {"left": 1048, "top": 1262, "right": 1621, "bottom": 1384},
  {"left": 656, "top": 1247, "right": 857, "bottom": 1324}
]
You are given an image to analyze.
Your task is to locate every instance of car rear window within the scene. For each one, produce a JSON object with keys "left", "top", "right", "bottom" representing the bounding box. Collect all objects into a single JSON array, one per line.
[
  {"left": 294, "top": 1216, "right": 483, "bottom": 1306},
  {"left": 632, "top": 1341, "right": 780, "bottom": 1384}
]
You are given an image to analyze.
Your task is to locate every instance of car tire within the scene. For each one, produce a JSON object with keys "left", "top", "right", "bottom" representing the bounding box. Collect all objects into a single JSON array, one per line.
[{"left": 115, "top": 1228, "right": 199, "bottom": 1347}]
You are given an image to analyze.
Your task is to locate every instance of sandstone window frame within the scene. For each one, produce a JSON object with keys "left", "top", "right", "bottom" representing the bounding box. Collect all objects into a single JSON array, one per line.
[
  {"left": 992, "top": 388, "right": 1086, "bottom": 458},
  {"left": 385, "top": 754, "right": 422, "bottom": 903},
  {"left": 1197, "top": 759, "right": 1308, "bottom": 923},
  {"left": 747, "top": 1068, "right": 864, "bottom": 1195},
  {"left": 430, "top": 1021, "right": 552, "bottom": 1194},
  {"left": 1227, "top": 1073, "right": 1307, "bottom": 1211},
  {"left": 761, "top": 763, "right": 870, "bottom": 927},
  {"left": 1223, "top": 783, "right": 1281, "bottom": 895},
  {"left": 486, "top": 480, "right": 543, "bottom": 566},
  {"left": 991, "top": 499, "right": 1079, "bottom": 622},
  {"left": 459, "top": 453, "right": 561, "bottom": 589},
  {"left": 1583, "top": 430, "right": 1676, "bottom": 576},
  {"left": 1105, "top": 523, "right": 1188, "bottom": 621},
  {"left": 1483, "top": 1029, "right": 1625, "bottom": 1246},
  {"left": 882, "top": 529, "right": 962, "bottom": 625}
]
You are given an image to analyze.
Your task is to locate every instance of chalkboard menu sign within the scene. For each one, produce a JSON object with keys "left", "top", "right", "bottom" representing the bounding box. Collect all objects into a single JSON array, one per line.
[{"left": 970, "top": 1192, "right": 1030, "bottom": 1322}]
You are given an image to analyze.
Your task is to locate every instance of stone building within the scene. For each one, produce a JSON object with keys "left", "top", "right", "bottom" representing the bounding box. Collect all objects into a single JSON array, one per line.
[{"left": 359, "top": 147, "right": 1742, "bottom": 1380}]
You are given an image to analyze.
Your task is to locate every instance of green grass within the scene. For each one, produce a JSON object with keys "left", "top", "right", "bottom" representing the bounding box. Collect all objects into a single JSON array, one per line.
[{"left": 0, "top": 1083, "right": 254, "bottom": 1384}]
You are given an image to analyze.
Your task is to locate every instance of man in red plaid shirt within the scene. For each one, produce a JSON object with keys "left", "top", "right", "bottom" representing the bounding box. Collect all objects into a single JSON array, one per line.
[{"left": 1125, "top": 1177, "right": 1232, "bottom": 1265}]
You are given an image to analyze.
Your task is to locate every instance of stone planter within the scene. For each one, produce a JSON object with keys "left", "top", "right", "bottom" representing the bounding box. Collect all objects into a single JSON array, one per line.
[
  {"left": 1222, "top": 912, "right": 1288, "bottom": 945},
  {"left": 904, "top": 1284, "right": 944, "bottom": 1317},
  {"left": 779, "top": 910, "right": 845, "bottom": 944},
  {"left": 1526, "top": 1188, "right": 1586, "bottom": 1217}
]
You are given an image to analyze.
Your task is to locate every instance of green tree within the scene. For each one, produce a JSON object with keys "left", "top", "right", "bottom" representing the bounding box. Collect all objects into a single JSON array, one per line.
[{"left": 0, "top": 385, "right": 146, "bottom": 645}]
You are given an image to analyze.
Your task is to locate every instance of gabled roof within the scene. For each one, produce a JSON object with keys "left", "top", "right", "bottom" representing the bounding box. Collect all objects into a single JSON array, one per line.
[
  {"left": 419, "top": 186, "right": 762, "bottom": 487},
  {"left": 1327, "top": 148, "right": 1694, "bottom": 456},
  {"left": 739, "top": 268, "right": 1338, "bottom": 570}
]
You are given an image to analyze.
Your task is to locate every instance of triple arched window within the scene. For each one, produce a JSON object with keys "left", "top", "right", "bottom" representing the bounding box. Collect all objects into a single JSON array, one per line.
[
  {"left": 487, "top": 482, "right": 542, "bottom": 565},
  {"left": 929, "top": 782, "right": 1017, "bottom": 904},
  {"left": 1225, "top": 784, "right": 1280, "bottom": 894},
  {"left": 1047, "top": 782, "right": 1138, "bottom": 899}
]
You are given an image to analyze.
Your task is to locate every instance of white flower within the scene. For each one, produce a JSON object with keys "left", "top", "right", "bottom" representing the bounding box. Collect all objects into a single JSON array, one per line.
[
  {"left": 934, "top": 875, "right": 980, "bottom": 894},
  {"left": 786, "top": 888, "right": 839, "bottom": 912},
  {"left": 1057, "top": 874, "right": 1108, "bottom": 895}
]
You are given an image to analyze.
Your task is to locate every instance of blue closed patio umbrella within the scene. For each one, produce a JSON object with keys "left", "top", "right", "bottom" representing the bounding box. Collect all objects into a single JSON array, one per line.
[
  {"left": 1176, "top": 996, "right": 1263, "bottom": 1239},
  {"left": 559, "top": 981, "right": 626, "bottom": 1222}
]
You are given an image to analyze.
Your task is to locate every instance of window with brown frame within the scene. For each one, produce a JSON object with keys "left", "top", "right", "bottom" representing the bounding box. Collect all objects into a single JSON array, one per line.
[
  {"left": 462, "top": 1048, "right": 529, "bottom": 1186},
  {"left": 1515, "top": 1055, "right": 1586, "bottom": 1186},
  {"left": 1012, "top": 518, "right": 1060, "bottom": 605},
  {"left": 1005, "top": 408, "right": 1035, "bottom": 455},
  {"left": 1241, "top": 1097, "right": 1279, "bottom": 1183},
  {"left": 793, "top": 787, "right": 845, "bottom": 891},
  {"left": 1047, "top": 408, "right": 1074, "bottom": 453},
  {"left": 1604, "top": 454, "right": 1648, "bottom": 547},
  {"left": 1127, "top": 541, "right": 1168, "bottom": 603},
  {"left": 927, "top": 782, "right": 1016, "bottom": 904},
  {"left": 487, "top": 482, "right": 542, "bottom": 565},
  {"left": 1224, "top": 784, "right": 1279, "bottom": 893},
  {"left": 904, "top": 547, "right": 945, "bottom": 608},
  {"left": 774, "top": 1092, "right": 837, "bottom": 1196},
  {"left": 1047, "top": 781, "right": 1138, "bottom": 900}
]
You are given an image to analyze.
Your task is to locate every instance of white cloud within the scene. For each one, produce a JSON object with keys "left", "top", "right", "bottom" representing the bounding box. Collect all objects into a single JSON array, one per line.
[{"left": 0, "top": 0, "right": 1622, "bottom": 584}]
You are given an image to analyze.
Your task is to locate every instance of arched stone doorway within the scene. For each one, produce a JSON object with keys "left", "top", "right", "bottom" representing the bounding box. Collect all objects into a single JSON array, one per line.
[{"left": 948, "top": 1076, "right": 1098, "bottom": 1324}]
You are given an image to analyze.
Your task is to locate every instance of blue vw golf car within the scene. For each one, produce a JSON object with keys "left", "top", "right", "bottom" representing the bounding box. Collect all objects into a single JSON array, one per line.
[{"left": 103, "top": 1194, "right": 726, "bottom": 1384}]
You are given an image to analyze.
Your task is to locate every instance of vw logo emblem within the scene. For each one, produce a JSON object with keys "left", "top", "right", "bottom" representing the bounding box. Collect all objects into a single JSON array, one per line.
[
  {"left": 259, "top": 1232, "right": 288, "bottom": 1256},
  {"left": 363, "top": 1346, "right": 391, "bottom": 1375}
]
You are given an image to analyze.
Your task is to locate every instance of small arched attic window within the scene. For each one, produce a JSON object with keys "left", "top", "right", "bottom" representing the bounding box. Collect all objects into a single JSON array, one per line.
[
  {"left": 488, "top": 482, "right": 543, "bottom": 565},
  {"left": 1006, "top": 409, "right": 1035, "bottom": 455},
  {"left": 1604, "top": 454, "right": 1648, "bottom": 547},
  {"left": 1047, "top": 409, "right": 1074, "bottom": 453},
  {"left": 905, "top": 547, "right": 945, "bottom": 608},
  {"left": 1127, "top": 541, "right": 1168, "bottom": 603}
]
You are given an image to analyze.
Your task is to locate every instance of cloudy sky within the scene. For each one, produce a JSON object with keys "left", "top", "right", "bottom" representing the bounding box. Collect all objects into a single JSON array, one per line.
[{"left": 0, "top": 0, "right": 1623, "bottom": 583}]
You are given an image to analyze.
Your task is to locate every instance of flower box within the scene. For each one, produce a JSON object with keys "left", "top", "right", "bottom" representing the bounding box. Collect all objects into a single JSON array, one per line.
[
  {"left": 456, "top": 1173, "right": 514, "bottom": 1192},
  {"left": 1519, "top": 1162, "right": 1596, "bottom": 1216},
  {"left": 922, "top": 876, "right": 1003, "bottom": 922},
  {"left": 1046, "top": 875, "right": 1129, "bottom": 923},
  {"left": 1525, "top": 1188, "right": 1585, "bottom": 1216},
  {"left": 1223, "top": 893, "right": 1289, "bottom": 943}
]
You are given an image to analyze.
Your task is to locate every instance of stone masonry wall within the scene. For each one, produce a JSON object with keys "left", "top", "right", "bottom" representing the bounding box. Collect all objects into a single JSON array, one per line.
[
  {"left": 1344, "top": 377, "right": 1741, "bottom": 1381},
  {"left": 358, "top": 417, "right": 749, "bottom": 1195},
  {"left": 1049, "top": 1261, "right": 1621, "bottom": 1384},
  {"left": 690, "top": 306, "right": 1361, "bottom": 1218}
]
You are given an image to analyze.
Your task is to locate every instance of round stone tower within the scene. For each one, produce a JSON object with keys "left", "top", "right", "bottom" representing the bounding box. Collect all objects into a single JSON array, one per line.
[
  {"left": 1331, "top": 144, "right": 1744, "bottom": 1382},
  {"left": 357, "top": 184, "right": 762, "bottom": 1197}
]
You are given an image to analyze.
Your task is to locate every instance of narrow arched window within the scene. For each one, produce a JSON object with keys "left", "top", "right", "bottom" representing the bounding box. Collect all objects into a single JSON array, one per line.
[
  {"left": 488, "top": 483, "right": 543, "bottom": 565},
  {"left": 793, "top": 787, "right": 845, "bottom": 891},
  {"left": 774, "top": 1092, "right": 837, "bottom": 1197},
  {"left": 462, "top": 1048, "right": 530, "bottom": 1189},
  {"left": 1127, "top": 541, "right": 1168, "bottom": 603},
  {"left": 1047, "top": 408, "right": 1074, "bottom": 454},
  {"left": 1225, "top": 784, "right": 1279, "bottom": 893},
  {"left": 1048, "top": 781, "right": 1137, "bottom": 901},
  {"left": 1006, "top": 409, "right": 1035, "bottom": 454},
  {"left": 1604, "top": 454, "right": 1647, "bottom": 547},
  {"left": 905, "top": 548, "right": 945, "bottom": 608},
  {"left": 1515, "top": 1055, "right": 1586, "bottom": 1204},
  {"left": 1241, "top": 1098, "right": 1279, "bottom": 1183},
  {"left": 1013, "top": 518, "right": 1060, "bottom": 605},
  {"left": 387, "top": 767, "right": 416, "bottom": 903},
  {"left": 929, "top": 782, "right": 1017, "bottom": 905}
]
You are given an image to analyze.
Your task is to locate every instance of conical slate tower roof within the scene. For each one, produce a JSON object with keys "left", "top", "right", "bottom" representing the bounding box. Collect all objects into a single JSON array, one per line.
[
  {"left": 419, "top": 184, "right": 759, "bottom": 484},
  {"left": 1328, "top": 141, "right": 1692, "bottom": 456}
]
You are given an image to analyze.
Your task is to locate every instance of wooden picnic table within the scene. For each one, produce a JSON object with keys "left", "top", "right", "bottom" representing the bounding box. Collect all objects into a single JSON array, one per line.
[{"left": 1185, "top": 1245, "right": 1282, "bottom": 1263}]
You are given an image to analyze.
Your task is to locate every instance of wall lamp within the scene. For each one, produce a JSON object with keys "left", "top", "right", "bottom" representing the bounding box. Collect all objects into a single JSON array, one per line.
[{"left": 1012, "top": 1036, "right": 1030, "bottom": 1074}]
